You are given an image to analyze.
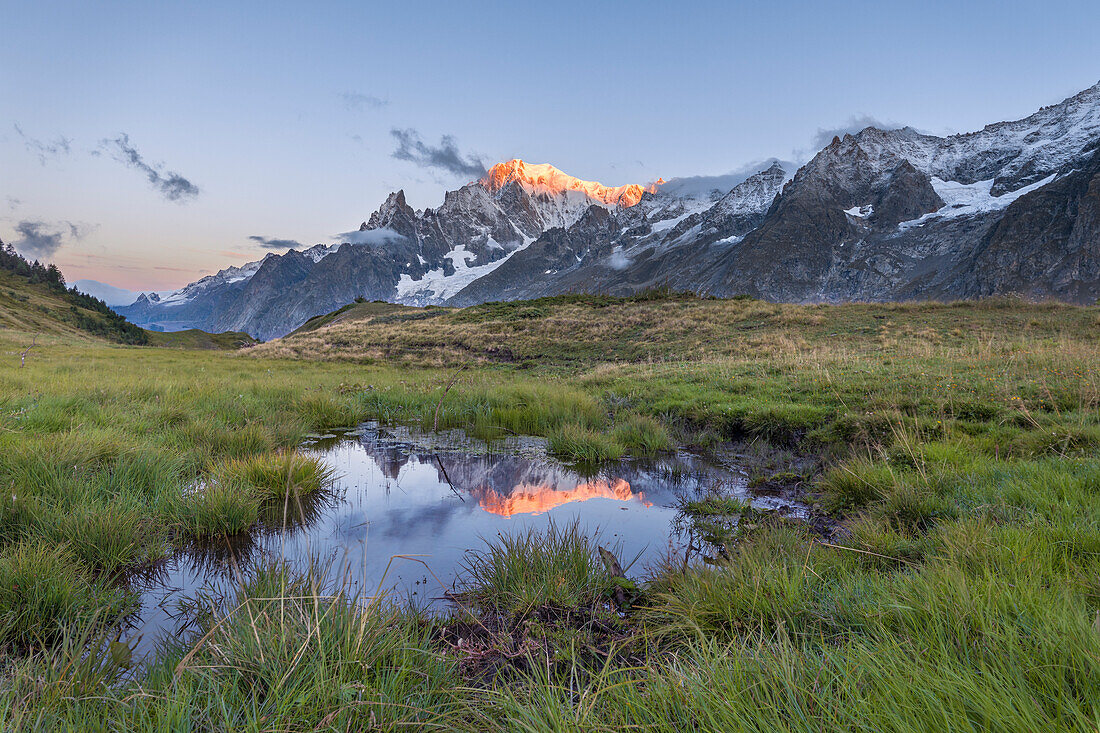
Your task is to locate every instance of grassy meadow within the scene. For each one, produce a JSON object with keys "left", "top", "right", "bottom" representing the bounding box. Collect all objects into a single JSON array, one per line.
[{"left": 1, "top": 292, "right": 1099, "bottom": 730}]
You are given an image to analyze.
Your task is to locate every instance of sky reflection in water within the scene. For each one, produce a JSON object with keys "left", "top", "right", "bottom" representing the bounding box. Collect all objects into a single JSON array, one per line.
[{"left": 127, "top": 424, "right": 799, "bottom": 656}]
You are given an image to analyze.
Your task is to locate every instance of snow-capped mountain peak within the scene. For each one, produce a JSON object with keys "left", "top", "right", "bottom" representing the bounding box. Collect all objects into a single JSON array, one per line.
[
  {"left": 119, "top": 81, "right": 1100, "bottom": 339},
  {"left": 478, "top": 159, "right": 659, "bottom": 208},
  {"left": 151, "top": 244, "right": 340, "bottom": 308},
  {"left": 364, "top": 190, "right": 416, "bottom": 231},
  {"left": 153, "top": 256, "right": 272, "bottom": 306},
  {"left": 801, "top": 80, "right": 1100, "bottom": 201},
  {"left": 710, "top": 162, "right": 789, "bottom": 218}
]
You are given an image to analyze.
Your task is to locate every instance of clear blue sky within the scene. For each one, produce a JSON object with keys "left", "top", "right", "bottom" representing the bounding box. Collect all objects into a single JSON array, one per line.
[{"left": 2, "top": 0, "right": 1098, "bottom": 290}]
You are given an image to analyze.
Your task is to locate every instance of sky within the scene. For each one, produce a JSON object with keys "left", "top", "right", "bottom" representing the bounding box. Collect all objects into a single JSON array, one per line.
[{"left": 2, "top": 0, "right": 1098, "bottom": 291}]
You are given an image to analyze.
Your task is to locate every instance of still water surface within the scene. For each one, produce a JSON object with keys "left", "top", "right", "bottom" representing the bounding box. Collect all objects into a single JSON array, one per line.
[{"left": 126, "top": 423, "right": 803, "bottom": 656}]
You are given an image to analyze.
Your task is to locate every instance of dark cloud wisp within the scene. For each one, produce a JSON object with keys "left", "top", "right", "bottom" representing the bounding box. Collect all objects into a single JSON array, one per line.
[
  {"left": 7, "top": 219, "right": 93, "bottom": 259},
  {"left": 101, "top": 134, "right": 200, "bottom": 202},
  {"left": 390, "top": 128, "right": 486, "bottom": 179},
  {"left": 248, "top": 235, "right": 303, "bottom": 250},
  {"left": 13, "top": 123, "right": 72, "bottom": 165},
  {"left": 341, "top": 92, "right": 389, "bottom": 111}
]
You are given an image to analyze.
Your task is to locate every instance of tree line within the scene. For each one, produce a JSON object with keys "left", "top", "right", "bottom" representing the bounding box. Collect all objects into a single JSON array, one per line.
[{"left": 0, "top": 239, "right": 148, "bottom": 345}]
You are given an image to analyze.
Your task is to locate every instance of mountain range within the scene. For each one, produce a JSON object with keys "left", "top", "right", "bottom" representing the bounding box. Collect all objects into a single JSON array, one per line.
[{"left": 119, "top": 82, "right": 1100, "bottom": 340}]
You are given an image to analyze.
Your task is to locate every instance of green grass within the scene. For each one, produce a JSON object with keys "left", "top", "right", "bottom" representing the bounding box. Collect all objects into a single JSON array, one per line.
[
  {"left": 681, "top": 496, "right": 750, "bottom": 517},
  {"left": 610, "top": 412, "right": 673, "bottom": 455},
  {"left": 173, "top": 452, "right": 338, "bottom": 537},
  {"left": 218, "top": 451, "right": 336, "bottom": 500},
  {"left": 6, "top": 521, "right": 1098, "bottom": 730},
  {"left": 1, "top": 294, "right": 1100, "bottom": 729},
  {"left": 288, "top": 299, "right": 426, "bottom": 335},
  {"left": 546, "top": 423, "right": 624, "bottom": 462},
  {"left": 2, "top": 564, "right": 466, "bottom": 730},
  {"left": 177, "top": 482, "right": 260, "bottom": 538},
  {"left": 469, "top": 621, "right": 1099, "bottom": 731},
  {"left": 0, "top": 543, "right": 131, "bottom": 648},
  {"left": 456, "top": 521, "right": 615, "bottom": 617},
  {"left": 144, "top": 328, "right": 258, "bottom": 350},
  {"left": 36, "top": 502, "right": 159, "bottom": 571}
]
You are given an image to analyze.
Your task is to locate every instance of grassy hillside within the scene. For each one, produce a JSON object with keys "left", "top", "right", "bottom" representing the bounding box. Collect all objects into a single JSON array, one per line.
[
  {"left": 1, "top": 293, "right": 1099, "bottom": 730},
  {"left": 256, "top": 290, "right": 1100, "bottom": 369},
  {"left": 0, "top": 244, "right": 256, "bottom": 351},
  {"left": 288, "top": 298, "right": 427, "bottom": 335},
  {"left": 144, "top": 327, "right": 258, "bottom": 350},
  {"left": 0, "top": 273, "right": 256, "bottom": 352},
  {"left": 0, "top": 269, "right": 148, "bottom": 344}
]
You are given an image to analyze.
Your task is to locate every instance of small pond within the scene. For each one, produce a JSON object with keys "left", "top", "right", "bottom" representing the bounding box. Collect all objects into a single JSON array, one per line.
[{"left": 124, "top": 423, "right": 806, "bottom": 658}]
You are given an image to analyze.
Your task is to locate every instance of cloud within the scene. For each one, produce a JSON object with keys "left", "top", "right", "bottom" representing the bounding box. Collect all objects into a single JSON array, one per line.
[
  {"left": 100, "top": 134, "right": 200, "bottom": 202},
  {"left": 7, "top": 219, "right": 94, "bottom": 259},
  {"left": 390, "top": 128, "right": 486, "bottom": 179},
  {"left": 340, "top": 92, "right": 388, "bottom": 111},
  {"left": 808, "top": 115, "right": 904, "bottom": 151},
  {"left": 66, "top": 221, "right": 96, "bottom": 239},
  {"left": 333, "top": 227, "right": 406, "bottom": 246},
  {"left": 10, "top": 221, "right": 62, "bottom": 258},
  {"left": 248, "top": 235, "right": 304, "bottom": 250},
  {"left": 607, "top": 247, "right": 632, "bottom": 270},
  {"left": 6, "top": 196, "right": 21, "bottom": 211},
  {"left": 13, "top": 123, "right": 72, "bottom": 165},
  {"left": 660, "top": 158, "right": 797, "bottom": 199}
]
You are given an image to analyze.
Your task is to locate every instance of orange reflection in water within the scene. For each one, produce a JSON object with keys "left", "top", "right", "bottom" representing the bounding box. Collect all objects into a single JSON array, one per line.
[{"left": 472, "top": 478, "right": 652, "bottom": 517}]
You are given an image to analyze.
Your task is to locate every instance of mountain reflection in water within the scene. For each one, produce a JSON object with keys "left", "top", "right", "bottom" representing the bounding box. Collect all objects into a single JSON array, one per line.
[
  {"left": 471, "top": 478, "right": 651, "bottom": 517},
  {"left": 125, "top": 424, "right": 800, "bottom": 658}
]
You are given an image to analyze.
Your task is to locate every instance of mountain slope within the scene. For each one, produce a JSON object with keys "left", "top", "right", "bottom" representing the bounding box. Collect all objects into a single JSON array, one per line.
[
  {"left": 448, "top": 161, "right": 790, "bottom": 305},
  {"left": 121, "top": 81, "right": 1100, "bottom": 340},
  {"left": 0, "top": 240, "right": 257, "bottom": 350},
  {"left": 0, "top": 241, "right": 148, "bottom": 344},
  {"left": 962, "top": 144, "right": 1100, "bottom": 302},
  {"left": 700, "top": 82, "right": 1100, "bottom": 303},
  {"left": 120, "top": 161, "right": 663, "bottom": 339}
]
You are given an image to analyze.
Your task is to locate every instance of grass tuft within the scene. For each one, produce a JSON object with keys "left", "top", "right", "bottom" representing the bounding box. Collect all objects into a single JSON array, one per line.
[
  {"left": 218, "top": 452, "right": 335, "bottom": 500},
  {"left": 0, "top": 543, "right": 131, "bottom": 647},
  {"left": 546, "top": 424, "right": 624, "bottom": 463},
  {"left": 177, "top": 483, "right": 260, "bottom": 538},
  {"left": 611, "top": 412, "right": 673, "bottom": 456},
  {"left": 457, "top": 521, "right": 614, "bottom": 617}
]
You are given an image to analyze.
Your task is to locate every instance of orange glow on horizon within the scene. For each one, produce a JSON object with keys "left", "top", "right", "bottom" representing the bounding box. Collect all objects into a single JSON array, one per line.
[{"left": 471, "top": 478, "right": 651, "bottom": 517}]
